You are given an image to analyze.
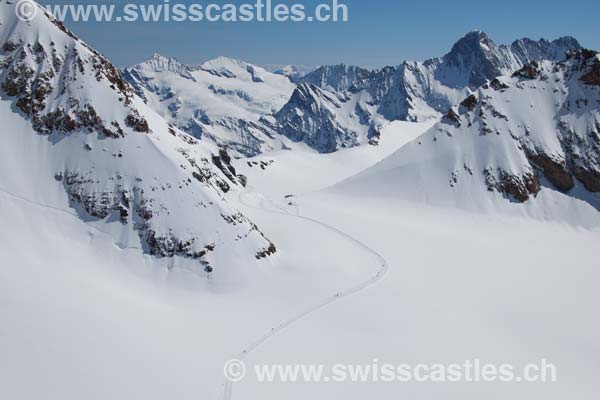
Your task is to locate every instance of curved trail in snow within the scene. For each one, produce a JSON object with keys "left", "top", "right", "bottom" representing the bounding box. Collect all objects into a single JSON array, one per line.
[{"left": 220, "top": 188, "right": 388, "bottom": 400}]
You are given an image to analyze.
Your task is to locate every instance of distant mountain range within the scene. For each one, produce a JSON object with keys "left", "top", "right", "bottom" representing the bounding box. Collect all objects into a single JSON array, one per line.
[
  {"left": 283, "top": 31, "right": 582, "bottom": 152},
  {"left": 124, "top": 31, "right": 582, "bottom": 155}
]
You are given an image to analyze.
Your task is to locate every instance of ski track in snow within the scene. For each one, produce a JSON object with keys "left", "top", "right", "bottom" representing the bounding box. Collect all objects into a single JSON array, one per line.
[
  {"left": 0, "top": 184, "right": 388, "bottom": 400},
  {"left": 221, "top": 187, "right": 389, "bottom": 400}
]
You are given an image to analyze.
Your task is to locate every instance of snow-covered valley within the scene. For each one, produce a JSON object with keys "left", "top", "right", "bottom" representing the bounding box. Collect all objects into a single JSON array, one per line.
[
  {"left": 1, "top": 1, "right": 600, "bottom": 399},
  {"left": 4, "top": 143, "right": 599, "bottom": 399}
]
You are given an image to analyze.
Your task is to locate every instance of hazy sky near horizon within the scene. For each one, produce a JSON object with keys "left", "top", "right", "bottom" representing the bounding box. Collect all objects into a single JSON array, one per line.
[{"left": 52, "top": 0, "right": 600, "bottom": 68}]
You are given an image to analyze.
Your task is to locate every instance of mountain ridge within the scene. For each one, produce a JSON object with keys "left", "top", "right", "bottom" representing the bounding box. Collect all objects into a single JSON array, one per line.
[
  {"left": 0, "top": 0, "right": 276, "bottom": 270},
  {"left": 122, "top": 31, "right": 582, "bottom": 155},
  {"left": 274, "top": 31, "right": 583, "bottom": 152}
]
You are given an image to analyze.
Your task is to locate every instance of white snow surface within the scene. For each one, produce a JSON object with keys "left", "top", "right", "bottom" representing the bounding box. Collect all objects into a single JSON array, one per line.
[
  {"left": 1, "top": 3, "right": 600, "bottom": 400},
  {"left": 125, "top": 54, "right": 296, "bottom": 156}
]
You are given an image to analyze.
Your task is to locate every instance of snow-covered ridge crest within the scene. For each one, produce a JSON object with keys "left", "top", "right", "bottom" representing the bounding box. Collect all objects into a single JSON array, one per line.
[
  {"left": 0, "top": 0, "right": 276, "bottom": 271},
  {"left": 131, "top": 53, "right": 196, "bottom": 80},
  {"left": 124, "top": 53, "right": 296, "bottom": 157},
  {"left": 301, "top": 64, "right": 374, "bottom": 92}
]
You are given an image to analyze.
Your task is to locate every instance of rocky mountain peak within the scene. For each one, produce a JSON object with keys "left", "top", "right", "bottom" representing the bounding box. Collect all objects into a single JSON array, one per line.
[
  {"left": 0, "top": 0, "right": 276, "bottom": 269},
  {"left": 445, "top": 30, "right": 495, "bottom": 57},
  {"left": 510, "top": 36, "right": 582, "bottom": 64},
  {"left": 300, "top": 64, "right": 373, "bottom": 92}
]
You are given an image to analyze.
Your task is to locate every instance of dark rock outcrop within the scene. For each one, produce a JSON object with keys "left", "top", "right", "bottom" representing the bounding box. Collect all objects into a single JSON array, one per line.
[
  {"left": 527, "top": 153, "right": 575, "bottom": 192},
  {"left": 484, "top": 169, "right": 541, "bottom": 203}
]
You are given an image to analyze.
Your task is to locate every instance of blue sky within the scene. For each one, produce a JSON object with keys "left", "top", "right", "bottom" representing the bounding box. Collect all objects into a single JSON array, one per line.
[{"left": 53, "top": 0, "right": 600, "bottom": 68}]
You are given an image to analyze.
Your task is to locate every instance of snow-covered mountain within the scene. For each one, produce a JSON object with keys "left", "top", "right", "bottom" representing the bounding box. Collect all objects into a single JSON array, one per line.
[
  {"left": 0, "top": 1, "right": 276, "bottom": 270},
  {"left": 124, "top": 55, "right": 296, "bottom": 156},
  {"left": 278, "top": 31, "right": 582, "bottom": 153},
  {"left": 427, "top": 31, "right": 582, "bottom": 89},
  {"left": 120, "top": 31, "right": 582, "bottom": 156},
  {"left": 303, "top": 31, "right": 581, "bottom": 93},
  {"left": 334, "top": 49, "right": 600, "bottom": 225}
]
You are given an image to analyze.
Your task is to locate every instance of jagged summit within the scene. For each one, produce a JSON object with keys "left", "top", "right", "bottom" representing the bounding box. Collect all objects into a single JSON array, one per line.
[
  {"left": 434, "top": 31, "right": 582, "bottom": 89},
  {"left": 449, "top": 29, "right": 492, "bottom": 48},
  {"left": 301, "top": 64, "right": 373, "bottom": 92},
  {"left": 510, "top": 36, "right": 582, "bottom": 64},
  {"left": 275, "top": 82, "right": 378, "bottom": 153},
  {"left": 435, "top": 30, "right": 516, "bottom": 88},
  {"left": 443, "top": 30, "right": 495, "bottom": 59}
]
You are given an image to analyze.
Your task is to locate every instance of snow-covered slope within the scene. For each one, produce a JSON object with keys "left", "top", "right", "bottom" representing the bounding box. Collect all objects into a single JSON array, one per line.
[
  {"left": 235, "top": 120, "right": 435, "bottom": 195},
  {"left": 281, "top": 31, "right": 581, "bottom": 153},
  {"left": 333, "top": 50, "right": 600, "bottom": 226},
  {"left": 0, "top": 0, "right": 275, "bottom": 271},
  {"left": 263, "top": 63, "right": 315, "bottom": 82},
  {"left": 124, "top": 55, "right": 296, "bottom": 156}
]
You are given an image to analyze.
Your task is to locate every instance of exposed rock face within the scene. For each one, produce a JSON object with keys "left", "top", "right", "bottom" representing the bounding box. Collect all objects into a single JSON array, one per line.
[
  {"left": 460, "top": 95, "right": 478, "bottom": 111},
  {"left": 443, "top": 108, "right": 461, "bottom": 126},
  {"left": 125, "top": 112, "right": 151, "bottom": 133},
  {"left": 0, "top": 28, "right": 145, "bottom": 139},
  {"left": 571, "top": 165, "right": 600, "bottom": 192},
  {"left": 484, "top": 168, "right": 541, "bottom": 203},
  {"left": 434, "top": 30, "right": 515, "bottom": 89},
  {"left": 212, "top": 148, "right": 247, "bottom": 187},
  {"left": 526, "top": 153, "right": 574, "bottom": 192},
  {"left": 489, "top": 78, "right": 510, "bottom": 91},
  {"left": 510, "top": 36, "right": 582, "bottom": 64},
  {"left": 579, "top": 51, "right": 600, "bottom": 86},
  {"left": 512, "top": 60, "right": 543, "bottom": 80},
  {"left": 275, "top": 83, "right": 372, "bottom": 153},
  {"left": 301, "top": 64, "right": 374, "bottom": 92},
  {"left": 256, "top": 242, "right": 277, "bottom": 260}
]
